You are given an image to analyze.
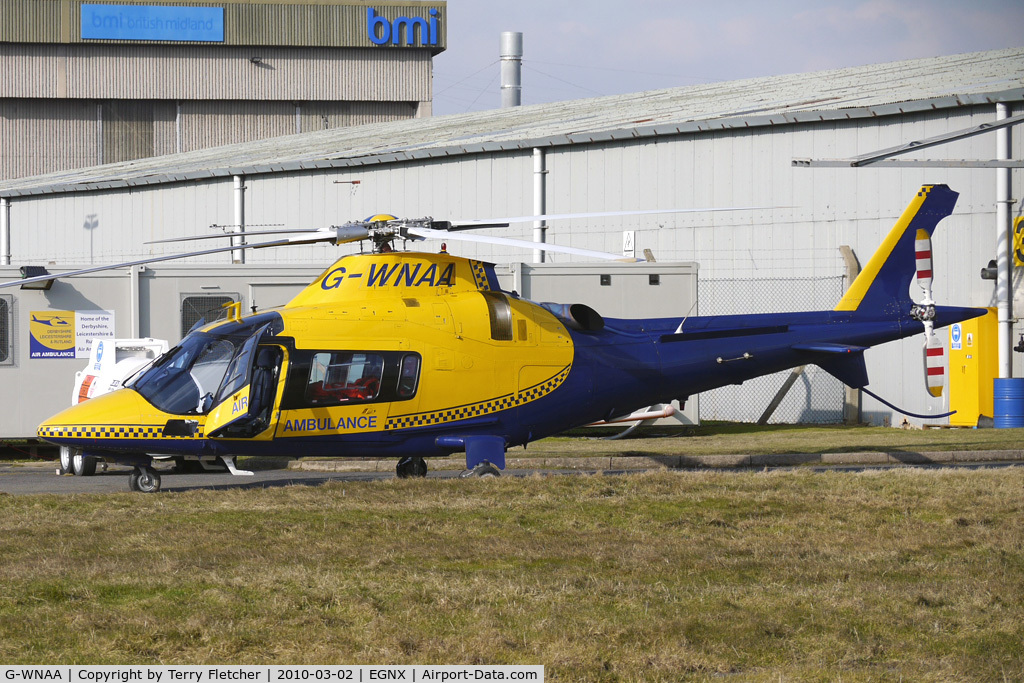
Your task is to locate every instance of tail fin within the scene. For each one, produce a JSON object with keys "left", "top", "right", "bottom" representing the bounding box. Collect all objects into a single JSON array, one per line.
[{"left": 834, "top": 184, "right": 958, "bottom": 313}]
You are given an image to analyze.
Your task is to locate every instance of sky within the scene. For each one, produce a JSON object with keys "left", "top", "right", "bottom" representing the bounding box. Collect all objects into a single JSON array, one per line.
[{"left": 431, "top": 0, "right": 1024, "bottom": 116}]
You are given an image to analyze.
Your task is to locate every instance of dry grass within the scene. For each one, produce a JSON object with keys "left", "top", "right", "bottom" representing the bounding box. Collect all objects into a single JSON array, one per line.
[
  {"left": 1, "top": 468, "right": 1022, "bottom": 681},
  {"left": 534, "top": 423, "right": 1024, "bottom": 458}
]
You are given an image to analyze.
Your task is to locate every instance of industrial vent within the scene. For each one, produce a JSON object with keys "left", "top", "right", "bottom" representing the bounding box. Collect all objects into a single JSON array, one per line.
[
  {"left": 0, "top": 295, "right": 10, "bottom": 364},
  {"left": 180, "top": 294, "right": 238, "bottom": 337}
]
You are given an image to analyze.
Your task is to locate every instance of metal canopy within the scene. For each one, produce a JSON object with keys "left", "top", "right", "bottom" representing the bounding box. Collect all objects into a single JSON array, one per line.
[
  {"left": 793, "top": 160, "right": 1024, "bottom": 168},
  {"left": 793, "top": 111, "right": 1024, "bottom": 168}
]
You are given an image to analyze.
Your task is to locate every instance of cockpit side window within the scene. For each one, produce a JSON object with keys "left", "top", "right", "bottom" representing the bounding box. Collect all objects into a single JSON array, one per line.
[{"left": 213, "top": 324, "right": 270, "bottom": 404}]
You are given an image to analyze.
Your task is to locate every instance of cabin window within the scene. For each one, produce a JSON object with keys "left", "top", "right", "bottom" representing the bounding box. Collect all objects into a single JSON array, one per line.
[
  {"left": 305, "top": 352, "right": 384, "bottom": 405},
  {"left": 397, "top": 353, "right": 420, "bottom": 398},
  {"left": 0, "top": 295, "right": 11, "bottom": 364},
  {"left": 481, "top": 291, "right": 513, "bottom": 341},
  {"left": 279, "top": 350, "right": 422, "bottom": 409},
  {"left": 180, "top": 294, "right": 238, "bottom": 337}
]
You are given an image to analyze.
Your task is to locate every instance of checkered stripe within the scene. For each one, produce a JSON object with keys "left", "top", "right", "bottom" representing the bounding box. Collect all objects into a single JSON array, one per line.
[
  {"left": 386, "top": 364, "right": 571, "bottom": 431},
  {"left": 38, "top": 424, "right": 204, "bottom": 440},
  {"left": 469, "top": 260, "right": 490, "bottom": 290}
]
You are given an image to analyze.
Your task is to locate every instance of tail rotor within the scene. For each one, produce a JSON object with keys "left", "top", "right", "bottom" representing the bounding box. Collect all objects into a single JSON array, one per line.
[{"left": 911, "top": 228, "right": 944, "bottom": 397}]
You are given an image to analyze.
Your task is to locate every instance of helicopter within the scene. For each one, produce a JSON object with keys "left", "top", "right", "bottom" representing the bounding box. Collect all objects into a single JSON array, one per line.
[{"left": 1, "top": 184, "right": 984, "bottom": 492}]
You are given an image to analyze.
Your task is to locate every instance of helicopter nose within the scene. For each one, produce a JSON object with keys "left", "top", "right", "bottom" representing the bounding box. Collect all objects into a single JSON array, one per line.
[{"left": 37, "top": 389, "right": 146, "bottom": 447}]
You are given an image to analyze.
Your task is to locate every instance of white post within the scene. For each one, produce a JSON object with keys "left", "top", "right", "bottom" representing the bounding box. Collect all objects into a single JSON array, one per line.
[
  {"left": 232, "top": 175, "right": 245, "bottom": 264},
  {"left": 996, "top": 103, "right": 1012, "bottom": 378},
  {"left": 532, "top": 148, "right": 546, "bottom": 263},
  {"left": 0, "top": 197, "right": 10, "bottom": 266},
  {"left": 128, "top": 265, "right": 141, "bottom": 337}
]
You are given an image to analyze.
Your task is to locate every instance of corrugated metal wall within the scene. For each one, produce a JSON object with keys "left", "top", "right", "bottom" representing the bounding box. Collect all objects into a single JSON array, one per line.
[
  {"left": 0, "top": 2, "right": 437, "bottom": 179},
  {"left": 0, "top": 97, "right": 423, "bottom": 175},
  {"left": 5, "top": 103, "right": 1022, "bottom": 424},
  {"left": 0, "top": 1, "right": 447, "bottom": 49},
  {"left": 0, "top": 0, "right": 65, "bottom": 44},
  {"left": 0, "top": 44, "right": 431, "bottom": 101},
  {"left": 0, "top": 43, "right": 432, "bottom": 177},
  {"left": 0, "top": 99, "right": 99, "bottom": 177}
]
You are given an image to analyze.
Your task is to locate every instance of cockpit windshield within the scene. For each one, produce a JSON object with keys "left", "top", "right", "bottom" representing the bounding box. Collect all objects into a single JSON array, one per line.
[{"left": 130, "top": 329, "right": 261, "bottom": 415}]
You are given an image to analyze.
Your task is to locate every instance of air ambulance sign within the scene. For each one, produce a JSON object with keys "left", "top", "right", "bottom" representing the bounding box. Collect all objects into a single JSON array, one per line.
[{"left": 30, "top": 310, "right": 115, "bottom": 359}]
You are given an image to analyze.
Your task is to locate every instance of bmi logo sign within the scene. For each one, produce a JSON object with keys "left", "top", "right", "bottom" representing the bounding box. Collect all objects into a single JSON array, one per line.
[
  {"left": 81, "top": 4, "right": 224, "bottom": 42},
  {"left": 366, "top": 7, "right": 440, "bottom": 46}
]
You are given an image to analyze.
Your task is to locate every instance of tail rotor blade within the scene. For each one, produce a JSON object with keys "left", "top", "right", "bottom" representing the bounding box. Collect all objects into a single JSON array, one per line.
[
  {"left": 915, "top": 229, "right": 943, "bottom": 397},
  {"left": 915, "top": 229, "right": 934, "bottom": 304},
  {"left": 924, "top": 329, "right": 945, "bottom": 398}
]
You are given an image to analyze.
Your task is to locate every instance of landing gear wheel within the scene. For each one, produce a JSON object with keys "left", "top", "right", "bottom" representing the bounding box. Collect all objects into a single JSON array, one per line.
[
  {"left": 129, "top": 466, "right": 161, "bottom": 493},
  {"left": 72, "top": 451, "right": 97, "bottom": 477},
  {"left": 459, "top": 462, "right": 501, "bottom": 478},
  {"left": 58, "top": 446, "right": 73, "bottom": 475},
  {"left": 396, "top": 456, "right": 428, "bottom": 479}
]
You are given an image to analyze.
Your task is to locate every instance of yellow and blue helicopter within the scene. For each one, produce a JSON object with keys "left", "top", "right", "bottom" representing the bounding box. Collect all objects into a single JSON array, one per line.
[{"left": 2, "top": 184, "right": 984, "bottom": 492}]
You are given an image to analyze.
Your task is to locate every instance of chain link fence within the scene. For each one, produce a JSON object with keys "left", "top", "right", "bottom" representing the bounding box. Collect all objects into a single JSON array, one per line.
[{"left": 697, "top": 276, "right": 847, "bottom": 424}]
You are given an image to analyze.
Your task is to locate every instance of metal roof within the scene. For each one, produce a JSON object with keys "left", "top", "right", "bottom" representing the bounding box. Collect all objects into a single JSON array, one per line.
[{"left": 3, "top": 47, "right": 1022, "bottom": 198}]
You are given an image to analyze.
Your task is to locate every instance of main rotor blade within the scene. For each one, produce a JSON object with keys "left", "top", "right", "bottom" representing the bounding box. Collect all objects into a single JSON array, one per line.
[
  {"left": 147, "top": 224, "right": 369, "bottom": 245},
  {"left": 0, "top": 238, "right": 292, "bottom": 288},
  {"left": 407, "top": 226, "right": 640, "bottom": 262},
  {"left": 451, "top": 206, "right": 770, "bottom": 227},
  {"left": 146, "top": 228, "right": 325, "bottom": 244}
]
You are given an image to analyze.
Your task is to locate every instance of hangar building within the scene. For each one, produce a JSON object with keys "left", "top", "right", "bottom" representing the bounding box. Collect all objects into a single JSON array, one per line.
[
  {"left": 0, "top": 47, "right": 1022, "bottom": 433},
  {"left": 0, "top": 0, "right": 445, "bottom": 180}
]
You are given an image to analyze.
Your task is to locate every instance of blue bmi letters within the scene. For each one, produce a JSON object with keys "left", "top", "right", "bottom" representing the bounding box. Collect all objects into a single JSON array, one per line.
[{"left": 366, "top": 7, "right": 439, "bottom": 46}]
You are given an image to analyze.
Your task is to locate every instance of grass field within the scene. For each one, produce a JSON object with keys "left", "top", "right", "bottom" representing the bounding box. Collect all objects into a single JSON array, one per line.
[
  {"left": 534, "top": 422, "right": 1024, "bottom": 457},
  {"left": 1, "top": 467, "right": 1022, "bottom": 681}
]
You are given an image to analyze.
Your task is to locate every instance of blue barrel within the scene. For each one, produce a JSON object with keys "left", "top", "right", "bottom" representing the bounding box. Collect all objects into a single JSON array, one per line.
[{"left": 993, "top": 378, "right": 1024, "bottom": 428}]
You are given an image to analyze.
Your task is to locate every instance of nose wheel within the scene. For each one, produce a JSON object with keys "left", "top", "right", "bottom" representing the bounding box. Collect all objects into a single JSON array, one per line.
[{"left": 129, "top": 466, "right": 161, "bottom": 493}]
